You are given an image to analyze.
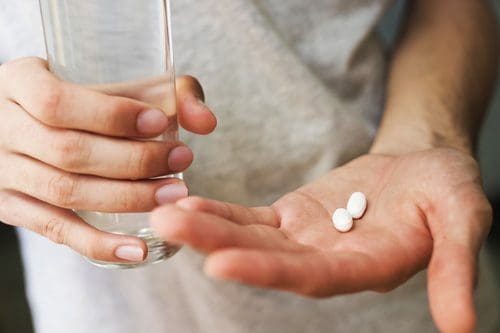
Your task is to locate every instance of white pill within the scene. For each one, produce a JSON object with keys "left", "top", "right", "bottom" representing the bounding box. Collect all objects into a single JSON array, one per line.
[
  {"left": 332, "top": 208, "right": 353, "bottom": 232},
  {"left": 347, "top": 192, "right": 367, "bottom": 219}
]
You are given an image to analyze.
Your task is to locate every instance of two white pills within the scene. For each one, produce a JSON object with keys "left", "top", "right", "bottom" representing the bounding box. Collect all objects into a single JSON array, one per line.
[{"left": 332, "top": 192, "right": 367, "bottom": 232}]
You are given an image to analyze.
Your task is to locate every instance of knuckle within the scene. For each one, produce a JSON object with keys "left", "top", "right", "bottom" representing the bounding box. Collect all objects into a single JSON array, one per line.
[
  {"left": 110, "top": 98, "right": 131, "bottom": 118},
  {"left": 98, "top": 98, "right": 127, "bottom": 133},
  {"left": 47, "top": 173, "right": 80, "bottom": 208},
  {"left": 36, "top": 81, "right": 64, "bottom": 124},
  {"left": 42, "top": 218, "right": 67, "bottom": 245},
  {"left": 51, "top": 133, "right": 90, "bottom": 170},
  {"left": 113, "top": 183, "right": 133, "bottom": 211},
  {"left": 114, "top": 183, "right": 146, "bottom": 212},
  {"left": 129, "top": 144, "right": 156, "bottom": 179}
]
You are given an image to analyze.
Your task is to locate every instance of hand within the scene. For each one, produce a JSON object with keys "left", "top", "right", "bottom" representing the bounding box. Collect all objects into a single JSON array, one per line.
[
  {"left": 151, "top": 148, "right": 491, "bottom": 333},
  {"left": 0, "top": 57, "right": 217, "bottom": 262}
]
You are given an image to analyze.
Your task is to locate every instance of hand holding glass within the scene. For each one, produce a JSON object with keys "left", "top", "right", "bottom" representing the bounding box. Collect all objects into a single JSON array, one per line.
[{"left": 39, "top": 0, "right": 180, "bottom": 268}]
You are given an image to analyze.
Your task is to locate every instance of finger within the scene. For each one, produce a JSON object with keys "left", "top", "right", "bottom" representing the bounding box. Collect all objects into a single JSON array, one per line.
[
  {"left": 0, "top": 57, "right": 168, "bottom": 137},
  {"left": 176, "top": 76, "right": 217, "bottom": 135},
  {"left": 2, "top": 153, "right": 188, "bottom": 212},
  {"left": 427, "top": 184, "right": 492, "bottom": 333},
  {"left": 176, "top": 196, "right": 280, "bottom": 227},
  {"left": 1, "top": 101, "right": 193, "bottom": 179},
  {"left": 204, "top": 249, "right": 379, "bottom": 297},
  {"left": 0, "top": 190, "right": 147, "bottom": 262},
  {"left": 150, "top": 205, "right": 301, "bottom": 253}
]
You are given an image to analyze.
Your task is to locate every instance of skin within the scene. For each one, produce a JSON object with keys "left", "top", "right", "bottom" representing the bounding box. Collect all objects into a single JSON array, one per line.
[
  {"left": 0, "top": 57, "right": 217, "bottom": 263},
  {"left": 151, "top": 1, "right": 499, "bottom": 332}
]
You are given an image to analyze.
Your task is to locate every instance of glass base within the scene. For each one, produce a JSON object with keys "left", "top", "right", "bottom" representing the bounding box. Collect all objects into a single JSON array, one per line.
[{"left": 86, "top": 228, "right": 180, "bottom": 269}]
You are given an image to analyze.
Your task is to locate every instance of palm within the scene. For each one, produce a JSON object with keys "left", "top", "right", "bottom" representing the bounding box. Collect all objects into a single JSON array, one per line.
[
  {"left": 152, "top": 148, "right": 491, "bottom": 330},
  {"left": 267, "top": 153, "right": 435, "bottom": 294}
]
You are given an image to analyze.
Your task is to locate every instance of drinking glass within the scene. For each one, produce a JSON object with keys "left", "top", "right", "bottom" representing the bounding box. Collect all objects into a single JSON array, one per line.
[{"left": 39, "top": 0, "right": 180, "bottom": 268}]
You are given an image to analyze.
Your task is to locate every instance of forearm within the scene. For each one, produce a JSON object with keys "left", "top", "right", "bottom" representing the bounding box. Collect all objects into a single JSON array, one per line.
[{"left": 371, "top": 0, "right": 498, "bottom": 155}]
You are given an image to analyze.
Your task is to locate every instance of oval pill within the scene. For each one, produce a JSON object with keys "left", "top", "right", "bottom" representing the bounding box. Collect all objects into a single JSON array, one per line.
[
  {"left": 332, "top": 208, "right": 353, "bottom": 232},
  {"left": 347, "top": 192, "right": 367, "bottom": 219}
]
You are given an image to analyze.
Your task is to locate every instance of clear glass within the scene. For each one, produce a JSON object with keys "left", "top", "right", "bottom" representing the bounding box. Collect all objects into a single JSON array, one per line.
[{"left": 39, "top": 0, "right": 180, "bottom": 269}]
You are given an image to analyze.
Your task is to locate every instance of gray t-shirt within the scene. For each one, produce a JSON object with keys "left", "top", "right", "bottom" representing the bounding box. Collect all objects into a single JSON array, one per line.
[{"left": 1, "top": 1, "right": 498, "bottom": 332}]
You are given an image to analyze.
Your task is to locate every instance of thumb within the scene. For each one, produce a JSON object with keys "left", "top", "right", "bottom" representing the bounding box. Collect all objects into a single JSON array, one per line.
[
  {"left": 427, "top": 184, "right": 492, "bottom": 333},
  {"left": 175, "top": 75, "right": 217, "bottom": 135}
]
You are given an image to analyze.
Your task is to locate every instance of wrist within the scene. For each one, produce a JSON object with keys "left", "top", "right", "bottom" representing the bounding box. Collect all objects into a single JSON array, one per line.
[{"left": 370, "top": 120, "right": 474, "bottom": 156}]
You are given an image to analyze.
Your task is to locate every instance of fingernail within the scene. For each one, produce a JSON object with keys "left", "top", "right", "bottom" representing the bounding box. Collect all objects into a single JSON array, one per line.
[
  {"left": 137, "top": 109, "right": 168, "bottom": 134},
  {"left": 115, "top": 245, "right": 145, "bottom": 262},
  {"left": 168, "top": 146, "right": 193, "bottom": 172},
  {"left": 156, "top": 183, "right": 189, "bottom": 205}
]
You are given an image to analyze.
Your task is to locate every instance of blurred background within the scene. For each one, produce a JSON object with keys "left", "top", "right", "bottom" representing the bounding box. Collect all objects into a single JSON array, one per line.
[{"left": 0, "top": 1, "right": 499, "bottom": 332}]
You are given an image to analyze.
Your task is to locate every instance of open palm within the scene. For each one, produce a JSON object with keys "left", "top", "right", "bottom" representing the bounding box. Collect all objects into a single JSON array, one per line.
[{"left": 151, "top": 148, "right": 491, "bottom": 332}]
